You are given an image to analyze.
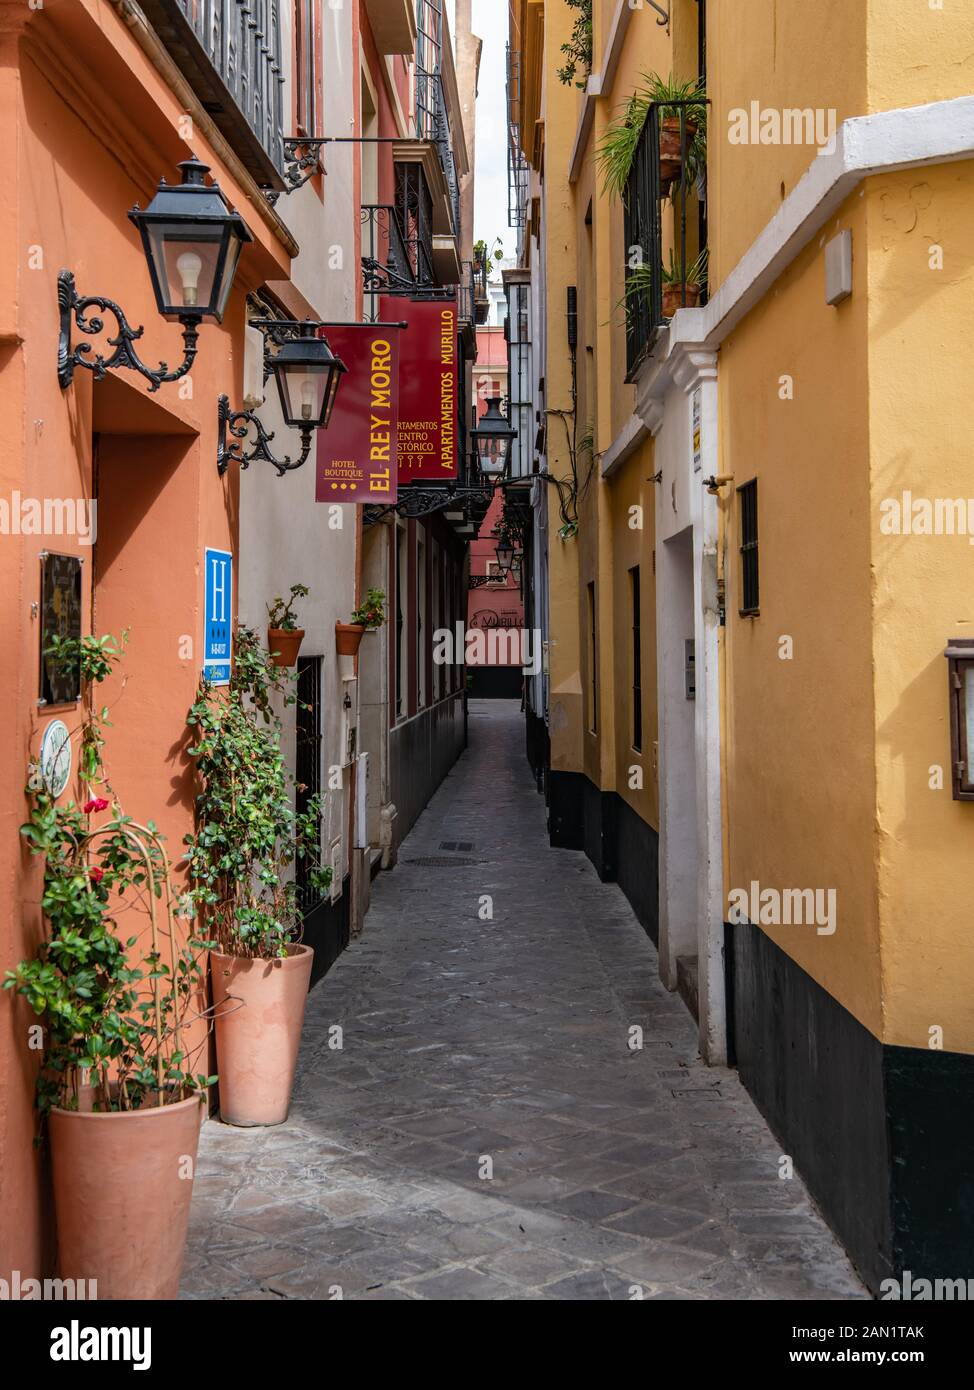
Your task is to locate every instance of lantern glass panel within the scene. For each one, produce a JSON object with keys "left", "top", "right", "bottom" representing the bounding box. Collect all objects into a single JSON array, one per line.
[
  {"left": 275, "top": 363, "right": 339, "bottom": 428},
  {"left": 145, "top": 224, "right": 229, "bottom": 317}
]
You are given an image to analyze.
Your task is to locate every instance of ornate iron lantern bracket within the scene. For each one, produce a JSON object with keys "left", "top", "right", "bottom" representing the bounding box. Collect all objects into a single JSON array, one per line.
[
  {"left": 263, "top": 139, "right": 328, "bottom": 204},
  {"left": 57, "top": 270, "right": 199, "bottom": 392},
  {"left": 216, "top": 395, "right": 313, "bottom": 478}
]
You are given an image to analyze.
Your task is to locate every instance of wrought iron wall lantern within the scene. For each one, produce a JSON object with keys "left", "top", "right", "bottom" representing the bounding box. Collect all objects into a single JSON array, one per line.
[
  {"left": 495, "top": 537, "right": 515, "bottom": 573},
  {"left": 263, "top": 138, "right": 329, "bottom": 204},
  {"left": 471, "top": 396, "right": 518, "bottom": 480},
  {"left": 217, "top": 320, "right": 347, "bottom": 477},
  {"left": 58, "top": 160, "right": 251, "bottom": 392}
]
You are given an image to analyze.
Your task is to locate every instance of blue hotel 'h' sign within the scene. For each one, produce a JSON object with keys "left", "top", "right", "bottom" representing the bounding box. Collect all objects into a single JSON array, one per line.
[{"left": 203, "top": 548, "right": 232, "bottom": 685}]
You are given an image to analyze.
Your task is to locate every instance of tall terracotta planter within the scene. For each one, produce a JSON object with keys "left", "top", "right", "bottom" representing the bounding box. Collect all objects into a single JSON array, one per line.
[
  {"left": 335, "top": 621, "right": 365, "bottom": 657},
  {"left": 267, "top": 626, "right": 304, "bottom": 667},
  {"left": 49, "top": 1093, "right": 203, "bottom": 1300},
  {"left": 211, "top": 944, "right": 314, "bottom": 1126}
]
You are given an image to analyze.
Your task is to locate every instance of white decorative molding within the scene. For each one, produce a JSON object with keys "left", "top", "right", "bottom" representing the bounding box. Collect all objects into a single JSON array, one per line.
[{"left": 600, "top": 411, "right": 650, "bottom": 477}]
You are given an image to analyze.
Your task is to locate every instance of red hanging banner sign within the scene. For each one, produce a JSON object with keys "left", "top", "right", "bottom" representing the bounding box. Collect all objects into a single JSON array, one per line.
[
  {"left": 381, "top": 295, "right": 458, "bottom": 484},
  {"left": 315, "top": 323, "right": 400, "bottom": 504}
]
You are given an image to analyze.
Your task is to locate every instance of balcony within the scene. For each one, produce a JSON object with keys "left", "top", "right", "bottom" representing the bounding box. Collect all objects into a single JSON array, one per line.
[
  {"left": 140, "top": 0, "right": 285, "bottom": 190},
  {"left": 623, "top": 102, "right": 708, "bottom": 380},
  {"left": 363, "top": 0, "right": 417, "bottom": 55}
]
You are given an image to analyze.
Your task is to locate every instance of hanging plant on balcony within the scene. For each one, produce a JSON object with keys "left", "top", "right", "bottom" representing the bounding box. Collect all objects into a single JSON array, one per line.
[
  {"left": 621, "top": 247, "right": 709, "bottom": 324},
  {"left": 661, "top": 246, "right": 709, "bottom": 316},
  {"left": 557, "top": 0, "right": 593, "bottom": 88},
  {"left": 185, "top": 627, "right": 331, "bottom": 1125},
  {"left": 597, "top": 72, "right": 707, "bottom": 199},
  {"left": 4, "top": 631, "right": 215, "bottom": 1298}
]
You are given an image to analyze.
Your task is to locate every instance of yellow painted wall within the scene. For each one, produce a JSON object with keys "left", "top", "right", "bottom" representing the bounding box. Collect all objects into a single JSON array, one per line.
[
  {"left": 866, "top": 0, "right": 974, "bottom": 112},
  {"left": 609, "top": 443, "right": 660, "bottom": 831},
  {"left": 709, "top": 1, "right": 867, "bottom": 283},
  {"left": 720, "top": 187, "right": 881, "bottom": 1037},
  {"left": 866, "top": 160, "right": 974, "bottom": 1052}
]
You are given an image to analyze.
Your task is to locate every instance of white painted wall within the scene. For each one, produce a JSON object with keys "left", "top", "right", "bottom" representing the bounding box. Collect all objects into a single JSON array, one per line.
[
  {"left": 636, "top": 348, "right": 726, "bottom": 1064},
  {"left": 238, "top": 3, "right": 359, "bottom": 899}
]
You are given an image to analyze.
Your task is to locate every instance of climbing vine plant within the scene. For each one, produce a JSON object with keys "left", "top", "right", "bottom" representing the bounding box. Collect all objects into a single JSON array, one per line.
[
  {"left": 184, "top": 626, "right": 331, "bottom": 961},
  {"left": 557, "top": 0, "right": 592, "bottom": 87},
  {"left": 4, "top": 633, "right": 216, "bottom": 1114}
]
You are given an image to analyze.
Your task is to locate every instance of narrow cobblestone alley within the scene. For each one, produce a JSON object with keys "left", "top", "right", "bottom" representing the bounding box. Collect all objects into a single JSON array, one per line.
[{"left": 183, "top": 703, "right": 865, "bottom": 1301}]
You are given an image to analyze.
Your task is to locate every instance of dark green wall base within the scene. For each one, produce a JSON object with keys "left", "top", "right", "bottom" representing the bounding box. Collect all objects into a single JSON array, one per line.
[
  {"left": 728, "top": 919, "right": 974, "bottom": 1293},
  {"left": 525, "top": 709, "right": 549, "bottom": 794},
  {"left": 303, "top": 880, "right": 350, "bottom": 989},
  {"left": 548, "top": 770, "right": 659, "bottom": 943}
]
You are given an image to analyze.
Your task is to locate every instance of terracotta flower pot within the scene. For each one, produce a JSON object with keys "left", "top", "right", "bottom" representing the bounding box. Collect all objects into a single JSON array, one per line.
[
  {"left": 659, "top": 116, "right": 698, "bottom": 189},
  {"left": 662, "top": 282, "right": 702, "bottom": 317},
  {"left": 49, "top": 1093, "right": 203, "bottom": 1301},
  {"left": 211, "top": 944, "right": 314, "bottom": 1126},
  {"left": 335, "top": 621, "right": 366, "bottom": 657},
  {"left": 267, "top": 627, "right": 304, "bottom": 667}
]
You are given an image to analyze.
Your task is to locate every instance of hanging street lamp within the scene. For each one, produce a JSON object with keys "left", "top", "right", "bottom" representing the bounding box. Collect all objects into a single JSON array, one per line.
[
  {"left": 58, "top": 158, "right": 252, "bottom": 392},
  {"left": 495, "top": 536, "right": 516, "bottom": 573},
  {"left": 217, "top": 320, "right": 347, "bottom": 477},
  {"left": 471, "top": 396, "right": 517, "bottom": 480}
]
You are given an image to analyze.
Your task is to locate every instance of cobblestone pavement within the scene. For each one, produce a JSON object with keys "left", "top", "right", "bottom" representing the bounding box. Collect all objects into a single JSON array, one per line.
[{"left": 184, "top": 701, "right": 866, "bottom": 1301}]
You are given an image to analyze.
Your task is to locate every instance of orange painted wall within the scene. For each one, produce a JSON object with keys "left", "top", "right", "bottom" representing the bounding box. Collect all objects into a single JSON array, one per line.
[{"left": 0, "top": 1, "right": 291, "bottom": 1279}]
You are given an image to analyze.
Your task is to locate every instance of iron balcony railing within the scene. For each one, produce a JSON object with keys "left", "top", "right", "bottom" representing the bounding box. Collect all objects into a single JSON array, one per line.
[
  {"left": 506, "top": 43, "right": 530, "bottom": 229},
  {"left": 362, "top": 204, "right": 419, "bottom": 321},
  {"left": 458, "top": 259, "right": 476, "bottom": 327},
  {"left": 624, "top": 100, "right": 708, "bottom": 379},
  {"left": 143, "top": 1, "right": 285, "bottom": 187}
]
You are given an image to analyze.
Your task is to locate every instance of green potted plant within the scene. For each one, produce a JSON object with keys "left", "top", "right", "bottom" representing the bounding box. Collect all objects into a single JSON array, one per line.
[
  {"left": 336, "top": 587, "right": 386, "bottom": 657},
  {"left": 622, "top": 247, "right": 708, "bottom": 324},
  {"left": 597, "top": 72, "right": 707, "bottom": 199},
  {"left": 645, "top": 73, "right": 707, "bottom": 193},
  {"left": 662, "top": 246, "right": 709, "bottom": 317},
  {"left": 4, "top": 632, "right": 215, "bottom": 1300},
  {"left": 267, "top": 583, "right": 309, "bottom": 667},
  {"left": 185, "top": 627, "right": 331, "bottom": 1126}
]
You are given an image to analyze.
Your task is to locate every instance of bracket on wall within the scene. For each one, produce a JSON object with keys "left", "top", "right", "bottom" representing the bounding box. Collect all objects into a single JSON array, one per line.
[
  {"left": 216, "top": 395, "right": 313, "bottom": 477},
  {"left": 262, "top": 139, "right": 328, "bottom": 204},
  {"left": 646, "top": 1, "right": 670, "bottom": 29},
  {"left": 57, "top": 269, "right": 199, "bottom": 392}
]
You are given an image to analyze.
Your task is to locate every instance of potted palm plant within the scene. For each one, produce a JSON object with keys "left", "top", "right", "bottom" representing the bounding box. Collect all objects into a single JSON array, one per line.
[
  {"left": 267, "top": 583, "right": 308, "bottom": 667},
  {"left": 185, "top": 627, "right": 331, "bottom": 1126},
  {"left": 336, "top": 587, "right": 386, "bottom": 657},
  {"left": 597, "top": 72, "right": 707, "bottom": 199},
  {"left": 4, "top": 632, "right": 215, "bottom": 1300},
  {"left": 662, "top": 247, "right": 709, "bottom": 317},
  {"left": 647, "top": 73, "right": 708, "bottom": 194}
]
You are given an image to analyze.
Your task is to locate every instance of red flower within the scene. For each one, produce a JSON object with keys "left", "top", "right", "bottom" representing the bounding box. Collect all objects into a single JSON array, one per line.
[
  {"left": 89, "top": 867, "right": 105, "bottom": 884},
  {"left": 83, "top": 797, "right": 109, "bottom": 814}
]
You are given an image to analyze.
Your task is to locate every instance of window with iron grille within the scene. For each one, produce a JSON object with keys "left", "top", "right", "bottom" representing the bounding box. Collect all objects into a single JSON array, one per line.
[
  {"left": 587, "top": 581, "right": 598, "bottom": 734},
  {"left": 630, "top": 566, "right": 642, "bottom": 752},
  {"left": 295, "top": 656, "right": 323, "bottom": 915},
  {"left": 738, "top": 479, "right": 759, "bottom": 616},
  {"left": 295, "top": 0, "right": 318, "bottom": 136}
]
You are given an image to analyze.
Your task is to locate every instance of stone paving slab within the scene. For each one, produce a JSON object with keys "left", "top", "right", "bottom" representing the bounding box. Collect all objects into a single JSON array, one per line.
[{"left": 184, "top": 701, "right": 867, "bottom": 1302}]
